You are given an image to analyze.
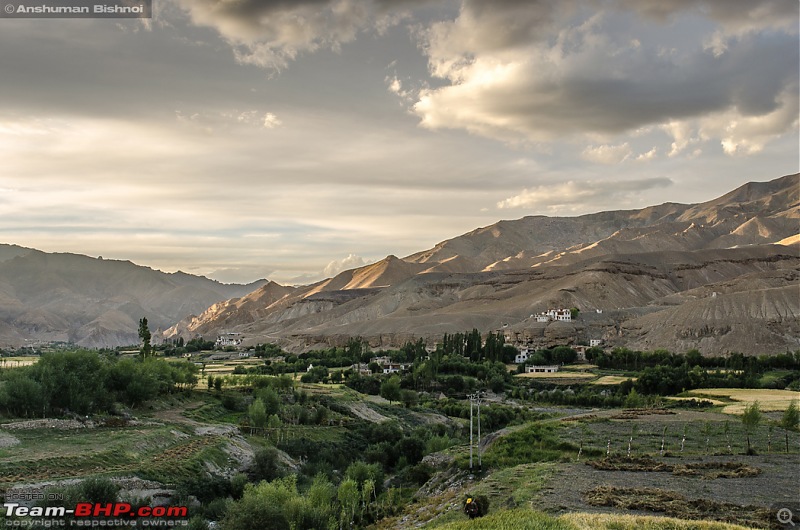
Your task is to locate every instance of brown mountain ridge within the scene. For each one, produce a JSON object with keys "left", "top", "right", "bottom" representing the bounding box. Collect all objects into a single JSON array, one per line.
[
  {"left": 164, "top": 173, "right": 799, "bottom": 355},
  {"left": 1, "top": 173, "right": 796, "bottom": 353}
]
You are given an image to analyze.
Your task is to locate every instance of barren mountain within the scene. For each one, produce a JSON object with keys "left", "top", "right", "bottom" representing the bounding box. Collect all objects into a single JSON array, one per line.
[
  {"left": 0, "top": 249, "right": 267, "bottom": 348},
  {"left": 166, "top": 173, "right": 799, "bottom": 355}
]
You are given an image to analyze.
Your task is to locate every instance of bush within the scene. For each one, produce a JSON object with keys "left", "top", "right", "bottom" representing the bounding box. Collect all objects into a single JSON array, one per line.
[
  {"left": 186, "top": 516, "right": 209, "bottom": 530},
  {"left": 221, "top": 392, "right": 245, "bottom": 411},
  {"left": 251, "top": 446, "right": 285, "bottom": 482},
  {"left": 403, "top": 463, "right": 434, "bottom": 486}
]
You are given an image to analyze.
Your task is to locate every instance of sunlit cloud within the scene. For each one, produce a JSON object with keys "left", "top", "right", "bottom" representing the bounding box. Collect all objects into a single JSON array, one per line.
[{"left": 497, "top": 177, "right": 674, "bottom": 212}]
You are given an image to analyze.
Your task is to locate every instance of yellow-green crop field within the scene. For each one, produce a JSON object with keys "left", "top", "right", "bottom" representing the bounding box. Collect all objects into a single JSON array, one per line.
[
  {"left": 686, "top": 388, "right": 799, "bottom": 414},
  {"left": 593, "top": 375, "right": 637, "bottom": 385},
  {"left": 426, "top": 509, "right": 753, "bottom": 530},
  {"left": 515, "top": 371, "right": 596, "bottom": 379},
  {"left": 0, "top": 357, "right": 38, "bottom": 367}
]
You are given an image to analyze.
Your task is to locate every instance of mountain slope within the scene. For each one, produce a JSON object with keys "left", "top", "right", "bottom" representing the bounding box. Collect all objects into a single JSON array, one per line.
[
  {"left": 168, "top": 173, "right": 799, "bottom": 355},
  {"left": 0, "top": 251, "right": 267, "bottom": 348},
  {"left": 6, "top": 173, "right": 798, "bottom": 354}
]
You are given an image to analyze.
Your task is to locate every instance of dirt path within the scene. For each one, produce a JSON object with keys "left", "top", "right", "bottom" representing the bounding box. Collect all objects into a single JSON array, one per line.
[
  {"left": 150, "top": 402, "right": 238, "bottom": 436},
  {"left": 150, "top": 401, "right": 205, "bottom": 427},
  {"left": 346, "top": 402, "right": 390, "bottom": 423}
]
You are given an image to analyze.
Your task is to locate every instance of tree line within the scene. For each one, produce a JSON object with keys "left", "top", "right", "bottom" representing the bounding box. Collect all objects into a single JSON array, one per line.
[{"left": 0, "top": 350, "right": 199, "bottom": 417}]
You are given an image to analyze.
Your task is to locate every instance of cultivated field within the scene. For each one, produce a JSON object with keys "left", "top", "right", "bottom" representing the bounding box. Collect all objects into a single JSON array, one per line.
[
  {"left": 686, "top": 388, "right": 799, "bottom": 414},
  {"left": 515, "top": 372, "right": 596, "bottom": 380}
]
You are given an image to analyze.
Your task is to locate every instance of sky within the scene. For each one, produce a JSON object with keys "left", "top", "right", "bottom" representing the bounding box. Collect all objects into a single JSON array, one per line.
[{"left": 0, "top": 0, "right": 797, "bottom": 284}]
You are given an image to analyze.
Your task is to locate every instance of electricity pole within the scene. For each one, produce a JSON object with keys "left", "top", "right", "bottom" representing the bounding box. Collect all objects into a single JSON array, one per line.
[
  {"left": 468, "top": 392, "right": 483, "bottom": 472},
  {"left": 469, "top": 393, "right": 474, "bottom": 470},
  {"left": 476, "top": 392, "right": 482, "bottom": 471}
]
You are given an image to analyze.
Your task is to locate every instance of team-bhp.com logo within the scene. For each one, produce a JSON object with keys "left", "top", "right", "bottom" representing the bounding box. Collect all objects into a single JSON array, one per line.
[{"left": 4, "top": 502, "right": 189, "bottom": 527}]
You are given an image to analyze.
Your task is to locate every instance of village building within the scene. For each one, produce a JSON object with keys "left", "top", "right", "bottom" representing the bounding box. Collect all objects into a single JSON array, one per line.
[
  {"left": 533, "top": 308, "right": 573, "bottom": 323},
  {"left": 351, "top": 362, "right": 372, "bottom": 376},
  {"left": 525, "top": 365, "right": 560, "bottom": 374},
  {"left": 370, "top": 356, "right": 392, "bottom": 366},
  {"left": 546, "top": 309, "right": 572, "bottom": 321},
  {"left": 369, "top": 355, "right": 411, "bottom": 374},
  {"left": 514, "top": 347, "right": 530, "bottom": 364},
  {"left": 382, "top": 363, "right": 408, "bottom": 374},
  {"left": 216, "top": 333, "right": 243, "bottom": 348}
]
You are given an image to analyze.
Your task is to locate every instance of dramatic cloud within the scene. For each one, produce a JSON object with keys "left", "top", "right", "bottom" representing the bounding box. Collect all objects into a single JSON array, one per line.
[
  {"left": 173, "top": 0, "right": 415, "bottom": 69},
  {"left": 0, "top": 0, "right": 796, "bottom": 283},
  {"left": 410, "top": 0, "right": 798, "bottom": 154},
  {"left": 497, "top": 177, "right": 674, "bottom": 211}
]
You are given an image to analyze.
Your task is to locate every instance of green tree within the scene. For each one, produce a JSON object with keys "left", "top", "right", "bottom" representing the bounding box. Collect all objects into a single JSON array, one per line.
[
  {"left": 221, "top": 477, "right": 293, "bottom": 530},
  {"left": 138, "top": 317, "right": 152, "bottom": 358},
  {"left": 400, "top": 389, "right": 418, "bottom": 408},
  {"left": 624, "top": 388, "right": 644, "bottom": 408},
  {"left": 781, "top": 400, "right": 799, "bottom": 453},
  {"left": 257, "top": 387, "right": 281, "bottom": 416},
  {"left": 380, "top": 376, "right": 402, "bottom": 404},
  {"left": 337, "top": 478, "right": 359, "bottom": 527},
  {"left": 267, "top": 414, "right": 282, "bottom": 429},
  {"left": 251, "top": 446, "right": 284, "bottom": 483},
  {"left": 249, "top": 398, "right": 267, "bottom": 433},
  {"left": 741, "top": 401, "right": 762, "bottom": 454},
  {"left": 362, "top": 478, "right": 376, "bottom": 519}
]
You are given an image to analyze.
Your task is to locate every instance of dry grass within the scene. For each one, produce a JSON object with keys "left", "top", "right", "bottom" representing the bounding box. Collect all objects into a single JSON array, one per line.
[
  {"left": 686, "top": 388, "right": 799, "bottom": 414},
  {"left": 562, "top": 512, "right": 754, "bottom": 530},
  {"left": 561, "top": 364, "right": 599, "bottom": 371},
  {"left": 584, "top": 486, "right": 773, "bottom": 528},
  {"left": 593, "top": 375, "right": 637, "bottom": 385},
  {"left": 586, "top": 455, "right": 672, "bottom": 472},
  {"left": 586, "top": 457, "right": 761, "bottom": 478},
  {"left": 672, "top": 462, "right": 761, "bottom": 479}
]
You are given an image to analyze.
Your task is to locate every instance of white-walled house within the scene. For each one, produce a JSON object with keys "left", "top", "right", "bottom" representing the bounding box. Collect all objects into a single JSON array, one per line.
[
  {"left": 525, "top": 365, "right": 560, "bottom": 374},
  {"left": 216, "top": 333, "right": 243, "bottom": 347},
  {"left": 514, "top": 347, "right": 530, "bottom": 364},
  {"left": 370, "top": 356, "right": 392, "bottom": 366},
  {"left": 546, "top": 309, "right": 572, "bottom": 322},
  {"left": 534, "top": 309, "right": 573, "bottom": 323},
  {"left": 589, "top": 339, "right": 603, "bottom": 347},
  {"left": 383, "top": 363, "right": 410, "bottom": 374}
]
